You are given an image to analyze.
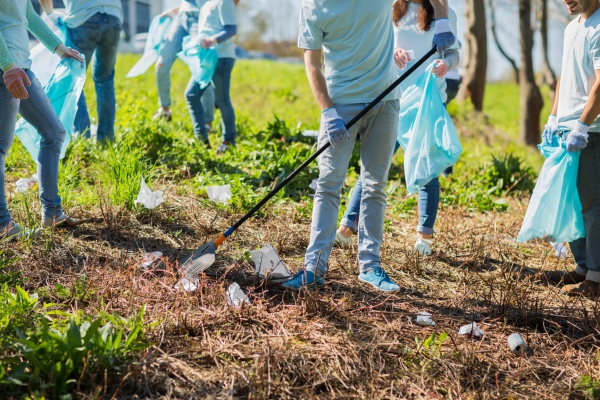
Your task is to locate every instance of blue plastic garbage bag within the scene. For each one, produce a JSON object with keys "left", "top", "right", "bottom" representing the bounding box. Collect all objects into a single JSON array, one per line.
[
  {"left": 517, "top": 139, "right": 585, "bottom": 243},
  {"left": 397, "top": 64, "right": 462, "bottom": 194},
  {"left": 15, "top": 57, "right": 86, "bottom": 161},
  {"left": 126, "top": 15, "right": 173, "bottom": 78},
  {"left": 29, "top": 26, "right": 67, "bottom": 87},
  {"left": 177, "top": 35, "right": 218, "bottom": 90}
]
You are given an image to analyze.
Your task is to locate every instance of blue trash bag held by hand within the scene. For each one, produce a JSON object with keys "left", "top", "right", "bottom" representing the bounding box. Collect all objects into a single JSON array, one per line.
[
  {"left": 177, "top": 35, "right": 218, "bottom": 89},
  {"left": 15, "top": 57, "right": 86, "bottom": 161},
  {"left": 126, "top": 15, "right": 173, "bottom": 78},
  {"left": 517, "top": 139, "right": 585, "bottom": 243},
  {"left": 398, "top": 64, "right": 463, "bottom": 194}
]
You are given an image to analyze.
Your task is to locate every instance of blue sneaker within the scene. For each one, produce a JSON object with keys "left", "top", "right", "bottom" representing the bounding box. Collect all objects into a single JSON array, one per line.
[
  {"left": 358, "top": 267, "right": 400, "bottom": 292},
  {"left": 281, "top": 269, "right": 325, "bottom": 291}
]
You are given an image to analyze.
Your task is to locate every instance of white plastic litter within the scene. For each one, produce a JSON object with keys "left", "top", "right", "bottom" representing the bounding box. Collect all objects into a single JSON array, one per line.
[
  {"left": 397, "top": 49, "right": 416, "bottom": 71},
  {"left": 15, "top": 174, "right": 38, "bottom": 193},
  {"left": 175, "top": 277, "right": 199, "bottom": 292},
  {"left": 415, "top": 311, "right": 436, "bottom": 326},
  {"left": 550, "top": 242, "right": 569, "bottom": 259},
  {"left": 249, "top": 243, "right": 292, "bottom": 282},
  {"left": 139, "top": 251, "right": 163, "bottom": 270},
  {"left": 134, "top": 177, "right": 164, "bottom": 209},
  {"left": 309, "top": 179, "right": 318, "bottom": 191},
  {"left": 206, "top": 184, "right": 232, "bottom": 204},
  {"left": 301, "top": 130, "right": 319, "bottom": 137},
  {"left": 226, "top": 282, "right": 251, "bottom": 308},
  {"left": 458, "top": 322, "right": 485, "bottom": 337}
]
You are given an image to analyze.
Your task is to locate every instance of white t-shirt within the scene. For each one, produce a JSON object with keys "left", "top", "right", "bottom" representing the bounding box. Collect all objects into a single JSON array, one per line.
[
  {"left": 63, "top": 0, "right": 123, "bottom": 28},
  {"left": 180, "top": 0, "right": 200, "bottom": 13},
  {"left": 394, "top": 2, "right": 459, "bottom": 103},
  {"left": 557, "top": 9, "right": 600, "bottom": 132},
  {"left": 198, "top": 0, "right": 237, "bottom": 59}
]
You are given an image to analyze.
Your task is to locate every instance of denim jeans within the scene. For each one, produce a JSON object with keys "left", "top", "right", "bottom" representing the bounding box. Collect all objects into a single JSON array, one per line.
[
  {"left": 0, "top": 70, "right": 65, "bottom": 227},
  {"left": 305, "top": 100, "right": 399, "bottom": 275},
  {"left": 185, "top": 58, "right": 236, "bottom": 143},
  {"left": 569, "top": 132, "right": 600, "bottom": 282},
  {"left": 66, "top": 12, "right": 121, "bottom": 142},
  {"left": 202, "top": 83, "right": 215, "bottom": 123},
  {"left": 156, "top": 11, "right": 198, "bottom": 108}
]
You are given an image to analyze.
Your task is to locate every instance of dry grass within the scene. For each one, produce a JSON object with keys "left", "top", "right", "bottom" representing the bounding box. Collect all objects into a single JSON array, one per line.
[{"left": 2, "top": 184, "right": 600, "bottom": 399}]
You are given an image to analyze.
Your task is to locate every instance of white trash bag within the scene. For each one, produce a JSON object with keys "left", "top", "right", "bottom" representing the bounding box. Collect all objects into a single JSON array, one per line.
[
  {"left": 206, "top": 184, "right": 232, "bottom": 204},
  {"left": 134, "top": 177, "right": 164, "bottom": 209},
  {"left": 249, "top": 243, "right": 292, "bottom": 282},
  {"left": 226, "top": 282, "right": 251, "bottom": 308}
]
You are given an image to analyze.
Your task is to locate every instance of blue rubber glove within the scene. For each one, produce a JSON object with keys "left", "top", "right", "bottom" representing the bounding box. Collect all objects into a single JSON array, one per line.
[
  {"left": 322, "top": 108, "right": 349, "bottom": 148},
  {"left": 542, "top": 115, "right": 558, "bottom": 145},
  {"left": 432, "top": 18, "right": 455, "bottom": 56},
  {"left": 566, "top": 121, "right": 589, "bottom": 152}
]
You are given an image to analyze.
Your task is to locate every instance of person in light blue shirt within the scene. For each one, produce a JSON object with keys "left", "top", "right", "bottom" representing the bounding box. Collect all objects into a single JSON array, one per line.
[
  {"left": 40, "top": 0, "right": 122, "bottom": 143},
  {"left": 185, "top": 0, "right": 237, "bottom": 154},
  {"left": 282, "top": 0, "right": 455, "bottom": 293}
]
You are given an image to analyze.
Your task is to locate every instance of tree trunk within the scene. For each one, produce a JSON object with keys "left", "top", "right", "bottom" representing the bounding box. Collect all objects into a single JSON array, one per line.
[
  {"left": 457, "top": 0, "right": 487, "bottom": 111},
  {"left": 519, "top": 0, "right": 544, "bottom": 146},
  {"left": 489, "top": 0, "right": 519, "bottom": 83},
  {"left": 538, "top": 0, "right": 557, "bottom": 99}
]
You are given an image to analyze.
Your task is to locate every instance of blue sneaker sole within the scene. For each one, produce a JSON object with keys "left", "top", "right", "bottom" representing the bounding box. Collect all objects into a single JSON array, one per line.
[{"left": 357, "top": 276, "right": 400, "bottom": 293}]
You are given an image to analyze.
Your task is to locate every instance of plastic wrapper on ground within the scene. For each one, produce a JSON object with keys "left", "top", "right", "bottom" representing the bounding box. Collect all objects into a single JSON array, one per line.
[
  {"left": 458, "top": 322, "right": 485, "bottom": 337},
  {"left": 15, "top": 173, "right": 38, "bottom": 193},
  {"left": 415, "top": 311, "right": 436, "bottom": 326},
  {"left": 226, "top": 282, "right": 251, "bottom": 308},
  {"left": 139, "top": 251, "right": 163, "bottom": 270},
  {"left": 206, "top": 184, "right": 232, "bottom": 204},
  {"left": 175, "top": 277, "right": 199, "bottom": 292},
  {"left": 134, "top": 177, "right": 164, "bottom": 209},
  {"left": 249, "top": 244, "right": 292, "bottom": 282}
]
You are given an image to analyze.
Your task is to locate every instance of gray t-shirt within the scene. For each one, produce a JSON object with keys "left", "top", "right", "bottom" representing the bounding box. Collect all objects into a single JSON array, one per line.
[{"left": 298, "top": 0, "right": 399, "bottom": 104}]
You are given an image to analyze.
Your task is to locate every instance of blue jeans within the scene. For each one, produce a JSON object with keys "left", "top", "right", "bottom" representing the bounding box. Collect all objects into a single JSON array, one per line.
[
  {"left": 185, "top": 58, "right": 237, "bottom": 143},
  {"left": 156, "top": 11, "right": 198, "bottom": 108},
  {"left": 305, "top": 100, "right": 399, "bottom": 275},
  {"left": 569, "top": 132, "right": 600, "bottom": 282},
  {"left": 66, "top": 12, "right": 121, "bottom": 142},
  {"left": 202, "top": 83, "right": 215, "bottom": 123},
  {"left": 0, "top": 70, "right": 65, "bottom": 227}
]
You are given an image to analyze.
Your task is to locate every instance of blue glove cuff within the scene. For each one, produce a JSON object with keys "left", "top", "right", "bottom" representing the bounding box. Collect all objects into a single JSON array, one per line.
[
  {"left": 578, "top": 120, "right": 589, "bottom": 127},
  {"left": 322, "top": 107, "right": 334, "bottom": 113}
]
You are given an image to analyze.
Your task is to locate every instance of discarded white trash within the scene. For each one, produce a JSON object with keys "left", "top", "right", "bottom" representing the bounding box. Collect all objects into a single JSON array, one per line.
[
  {"left": 309, "top": 179, "right": 318, "bottom": 191},
  {"left": 249, "top": 243, "right": 292, "bottom": 282},
  {"left": 226, "top": 282, "right": 251, "bottom": 308},
  {"left": 507, "top": 333, "right": 527, "bottom": 355},
  {"left": 301, "top": 130, "right": 319, "bottom": 138},
  {"left": 206, "top": 184, "right": 232, "bottom": 204},
  {"left": 134, "top": 177, "right": 164, "bottom": 209},
  {"left": 15, "top": 174, "right": 38, "bottom": 193},
  {"left": 139, "top": 251, "right": 163, "bottom": 270},
  {"left": 175, "top": 277, "right": 199, "bottom": 292},
  {"left": 415, "top": 311, "right": 436, "bottom": 327},
  {"left": 458, "top": 322, "right": 485, "bottom": 338},
  {"left": 397, "top": 50, "right": 415, "bottom": 71},
  {"left": 550, "top": 242, "right": 568, "bottom": 259}
]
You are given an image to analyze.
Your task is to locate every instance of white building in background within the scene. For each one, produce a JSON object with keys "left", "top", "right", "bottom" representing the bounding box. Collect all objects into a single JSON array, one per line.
[{"left": 30, "top": 0, "right": 166, "bottom": 39}]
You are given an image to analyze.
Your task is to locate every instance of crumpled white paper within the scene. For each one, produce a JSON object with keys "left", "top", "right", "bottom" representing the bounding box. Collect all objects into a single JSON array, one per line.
[
  {"left": 226, "top": 282, "right": 251, "bottom": 308},
  {"left": 206, "top": 184, "right": 232, "bottom": 204},
  {"left": 458, "top": 322, "right": 485, "bottom": 337},
  {"left": 15, "top": 173, "right": 38, "bottom": 193},
  {"left": 249, "top": 243, "right": 292, "bottom": 282},
  {"left": 415, "top": 311, "right": 436, "bottom": 326},
  {"left": 309, "top": 179, "right": 318, "bottom": 191},
  {"left": 175, "top": 277, "right": 199, "bottom": 292},
  {"left": 550, "top": 242, "right": 568, "bottom": 259},
  {"left": 139, "top": 251, "right": 163, "bottom": 270},
  {"left": 134, "top": 177, "right": 164, "bottom": 209}
]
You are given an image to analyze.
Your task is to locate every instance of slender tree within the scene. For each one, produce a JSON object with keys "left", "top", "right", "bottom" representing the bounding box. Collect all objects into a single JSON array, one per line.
[
  {"left": 489, "top": 0, "right": 519, "bottom": 83},
  {"left": 538, "top": 0, "right": 558, "bottom": 99},
  {"left": 519, "top": 0, "right": 544, "bottom": 146},
  {"left": 457, "top": 0, "right": 488, "bottom": 111}
]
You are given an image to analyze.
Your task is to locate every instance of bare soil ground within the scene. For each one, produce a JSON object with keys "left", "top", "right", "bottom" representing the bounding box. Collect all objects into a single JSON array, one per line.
[{"left": 3, "top": 182, "right": 599, "bottom": 399}]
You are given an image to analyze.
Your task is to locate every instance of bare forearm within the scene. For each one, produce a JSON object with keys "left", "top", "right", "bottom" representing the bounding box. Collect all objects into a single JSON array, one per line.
[
  {"left": 580, "top": 82, "right": 600, "bottom": 125},
  {"left": 39, "top": 0, "right": 54, "bottom": 14},
  {"left": 304, "top": 51, "right": 333, "bottom": 111},
  {"left": 430, "top": 0, "right": 449, "bottom": 19},
  {"left": 551, "top": 78, "right": 560, "bottom": 115}
]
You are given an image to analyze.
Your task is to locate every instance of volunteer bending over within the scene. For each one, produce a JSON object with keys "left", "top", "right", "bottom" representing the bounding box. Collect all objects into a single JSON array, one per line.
[
  {"left": 335, "top": 0, "right": 459, "bottom": 256},
  {"left": 282, "top": 0, "right": 454, "bottom": 292},
  {"left": 0, "top": 0, "right": 84, "bottom": 238},
  {"left": 185, "top": 0, "right": 238, "bottom": 154},
  {"left": 545, "top": 0, "right": 600, "bottom": 298},
  {"left": 40, "top": 0, "right": 122, "bottom": 143}
]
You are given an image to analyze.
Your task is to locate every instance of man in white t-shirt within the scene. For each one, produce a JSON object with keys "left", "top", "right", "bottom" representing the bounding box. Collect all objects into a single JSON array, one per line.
[{"left": 545, "top": 0, "right": 600, "bottom": 297}]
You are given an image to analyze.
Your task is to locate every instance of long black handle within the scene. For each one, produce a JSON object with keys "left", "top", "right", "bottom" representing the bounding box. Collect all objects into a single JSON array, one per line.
[{"left": 223, "top": 47, "right": 437, "bottom": 237}]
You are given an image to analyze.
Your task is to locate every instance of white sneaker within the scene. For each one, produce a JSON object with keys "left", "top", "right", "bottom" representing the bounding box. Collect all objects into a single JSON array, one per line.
[{"left": 414, "top": 237, "right": 432, "bottom": 256}]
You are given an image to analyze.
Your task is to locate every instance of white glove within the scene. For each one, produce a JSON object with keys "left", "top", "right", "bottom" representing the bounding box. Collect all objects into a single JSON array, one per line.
[
  {"left": 542, "top": 115, "right": 558, "bottom": 145},
  {"left": 199, "top": 36, "right": 218, "bottom": 49},
  {"left": 322, "top": 108, "right": 350, "bottom": 147},
  {"left": 46, "top": 11, "right": 64, "bottom": 28},
  {"left": 566, "top": 121, "right": 589, "bottom": 152}
]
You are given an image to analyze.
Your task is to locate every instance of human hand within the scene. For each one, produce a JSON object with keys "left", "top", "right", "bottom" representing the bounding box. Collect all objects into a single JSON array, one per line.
[
  {"left": 2, "top": 66, "right": 31, "bottom": 100},
  {"left": 432, "top": 18, "right": 455, "bottom": 56},
  {"left": 566, "top": 121, "right": 589, "bottom": 152},
  {"left": 431, "top": 59, "right": 448, "bottom": 77},
  {"left": 54, "top": 44, "right": 84, "bottom": 62},
  {"left": 200, "top": 37, "right": 218, "bottom": 49},
  {"left": 160, "top": 8, "right": 177, "bottom": 19},
  {"left": 393, "top": 48, "right": 412, "bottom": 69},
  {"left": 542, "top": 114, "right": 558, "bottom": 145},
  {"left": 46, "top": 11, "right": 64, "bottom": 28},
  {"left": 322, "top": 108, "right": 349, "bottom": 148}
]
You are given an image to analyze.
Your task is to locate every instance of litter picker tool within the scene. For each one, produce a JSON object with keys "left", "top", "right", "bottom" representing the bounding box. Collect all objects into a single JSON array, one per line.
[{"left": 179, "top": 47, "right": 438, "bottom": 278}]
